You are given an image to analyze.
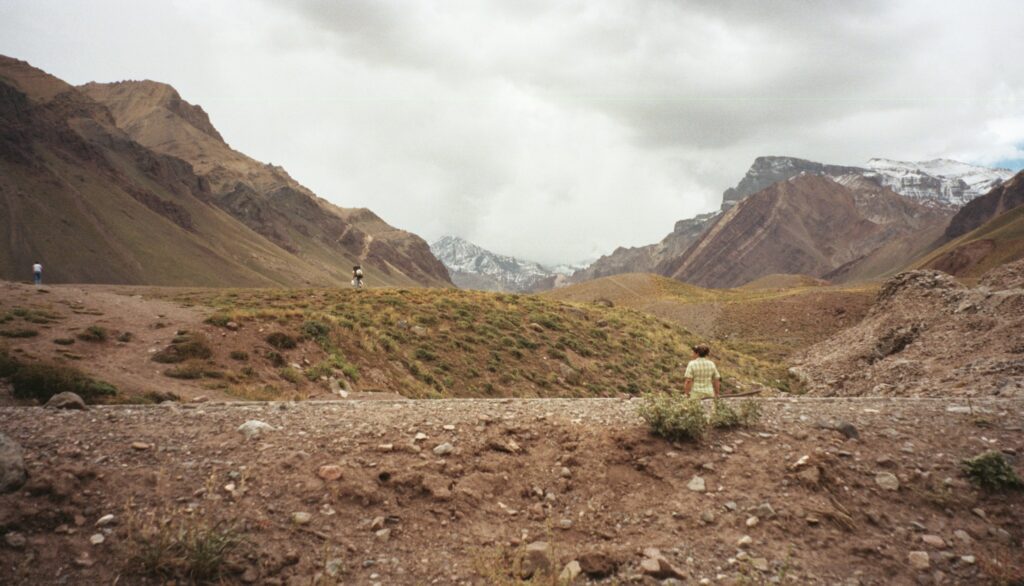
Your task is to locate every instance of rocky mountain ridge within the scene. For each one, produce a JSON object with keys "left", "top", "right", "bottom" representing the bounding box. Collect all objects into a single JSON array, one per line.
[{"left": 430, "top": 236, "right": 580, "bottom": 292}]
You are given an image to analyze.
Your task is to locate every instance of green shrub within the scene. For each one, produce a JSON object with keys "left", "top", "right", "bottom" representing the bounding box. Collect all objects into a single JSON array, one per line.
[
  {"left": 11, "top": 363, "right": 117, "bottom": 403},
  {"left": 300, "top": 320, "right": 332, "bottom": 346},
  {"left": 0, "top": 348, "right": 20, "bottom": 377},
  {"left": 0, "top": 328, "right": 38, "bottom": 338},
  {"left": 126, "top": 517, "right": 241, "bottom": 583},
  {"left": 117, "top": 332, "right": 134, "bottom": 343},
  {"left": 709, "top": 399, "right": 763, "bottom": 429},
  {"left": 53, "top": 337, "right": 76, "bottom": 346},
  {"left": 229, "top": 350, "right": 249, "bottom": 361},
  {"left": 152, "top": 334, "right": 213, "bottom": 364},
  {"left": 962, "top": 452, "right": 1023, "bottom": 491},
  {"left": 265, "top": 332, "right": 297, "bottom": 350},
  {"left": 414, "top": 347, "right": 437, "bottom": 362},
  {"left": 637, "top": 393, "right": 708, "bottom": 442},
  {"left": 77, "top": 325, "right": 109, "bottom": 342},
  {"left": 279, "top": 367, "right": 303, "bottom": 384}
]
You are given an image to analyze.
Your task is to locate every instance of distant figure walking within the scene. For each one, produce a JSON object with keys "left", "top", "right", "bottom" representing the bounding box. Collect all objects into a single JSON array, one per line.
[
  {"left": 32, "top": 262, "right": 42, "bottom": 286},
  {"left": 352, "top": 265, "right": 364, "bottom": 288},
  {"left": 684, "top": 343, "right": 720, "bottom": 399}
]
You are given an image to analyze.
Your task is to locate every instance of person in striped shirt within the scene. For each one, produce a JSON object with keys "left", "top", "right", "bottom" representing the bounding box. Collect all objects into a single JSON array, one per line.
[{"left": 683, "top": 343, "right": 720, "bottom": 399}]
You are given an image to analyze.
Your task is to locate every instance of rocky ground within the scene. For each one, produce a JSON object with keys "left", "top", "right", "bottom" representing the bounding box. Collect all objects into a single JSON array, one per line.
[{"left": 1, "top": 397, "right": 1022, "bottom": 585}]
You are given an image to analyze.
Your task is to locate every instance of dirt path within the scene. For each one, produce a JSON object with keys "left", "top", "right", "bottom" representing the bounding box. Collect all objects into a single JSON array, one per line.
[{"left": 2, "top": 397, "right": 1021, "bottom": 584}]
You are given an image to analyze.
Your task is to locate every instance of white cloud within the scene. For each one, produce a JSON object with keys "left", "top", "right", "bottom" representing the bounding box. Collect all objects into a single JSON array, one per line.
[{"left": 1, "top": 0, "right": 1022, "bottom": 265}]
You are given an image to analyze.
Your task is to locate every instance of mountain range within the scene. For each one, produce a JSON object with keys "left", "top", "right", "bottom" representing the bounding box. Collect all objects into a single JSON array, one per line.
[
  {"left": 571, "top": 155, "right": 1016, "bottom": 288},
  {"left": 0, "top": 56, "right": 451, "bottom": 287},
  {"left": 430, "top": 235, "right": 583, "bottom": 292}
]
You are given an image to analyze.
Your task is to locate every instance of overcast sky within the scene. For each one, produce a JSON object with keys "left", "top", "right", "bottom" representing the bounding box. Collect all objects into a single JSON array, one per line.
[{"left": 2, "top": 0, "right": 1023, "bottom": 265}]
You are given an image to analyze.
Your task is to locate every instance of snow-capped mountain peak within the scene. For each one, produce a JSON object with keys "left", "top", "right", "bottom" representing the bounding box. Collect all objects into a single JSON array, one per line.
[
  {"left": 430, "top": 236, "right": 583, "bottom": 292},
  {"left": 863, "top": 158, "right": 1013, "bottom": 207}
]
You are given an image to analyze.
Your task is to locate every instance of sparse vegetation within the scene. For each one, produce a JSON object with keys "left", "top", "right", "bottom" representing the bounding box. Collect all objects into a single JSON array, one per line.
[
  {"left": 962, "top": 451, "right": 1023, "bottom": 491},
  {"left": 0, "top": 328, "right": 39, "bottom": 338},
  {"left": 77, "top": 325, "right": 110, "bottom": 342},
  {"left": 709, "top": 398, "right": 763, "bottom": 428},
  {"left": 53, "top": 337, "right": 76, "bottom": 345},
  {"left": 229, "top": 350, "right": 249, "bottom": 361}
]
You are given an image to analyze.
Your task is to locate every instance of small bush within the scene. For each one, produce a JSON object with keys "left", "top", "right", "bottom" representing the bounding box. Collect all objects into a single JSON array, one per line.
[
  {"left": 53, "top": 337, "right": 76, "bottom": 346},
  {"left": 77, "top": 325, "right": 109, "bottom": 342},
  {"left": 0, "top": 349, "right": 20, "bottom": 377},
  {"left": 11, "top": 363, "right": 117, "bottom": 403},
  {"left": 163, "top": 363, "right": 205, "bottom": 380},
  {"left": 265, "top": 332, "right": 297, "bottom": 350},
  {"left": 117, "top": 332, "right": 134, "bottom": 343},
  {"left": 152, "top": 334, "right": 213, "bottom": 364},
  {"left": 414, "top": 347, "right": 437, "bottom": 362},
  {"left": 637, "top": 393, "right": 708, "bottom": 442},
  {"left": 709, "top": 399, "right": 763, "bottom": 429},
  {"left": 265, "top": 351, "right": 286, "bottom": 367},
  {"left": 279, "top": 367, "right": 303, "bottom": 384},
  {"left": 0, "top": 328, "right": 38, "bottom": 338},
  {"left": 962, "top": 452, "right": 1023, "bottom": 491},
  {"left": 300, "top": 320, "right": 332, "bottom": 345},
  {"left": 229, "top": 350, "right": 249, "bottom": 361}
]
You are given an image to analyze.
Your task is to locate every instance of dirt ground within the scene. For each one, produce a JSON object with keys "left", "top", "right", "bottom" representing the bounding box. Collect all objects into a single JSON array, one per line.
[{"left": 2, "top": 397, "right": 1022, "bottom": 585}]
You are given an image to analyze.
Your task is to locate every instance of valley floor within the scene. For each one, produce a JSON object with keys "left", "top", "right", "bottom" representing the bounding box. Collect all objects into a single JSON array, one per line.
[{"left": 2, "top": 397, "right": 1022, "bottom": 584}]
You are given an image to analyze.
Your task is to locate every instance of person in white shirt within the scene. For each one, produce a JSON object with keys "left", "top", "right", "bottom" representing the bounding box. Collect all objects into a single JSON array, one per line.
[{"left": 32, "top": 262, "right": 42, "bottom": 286}]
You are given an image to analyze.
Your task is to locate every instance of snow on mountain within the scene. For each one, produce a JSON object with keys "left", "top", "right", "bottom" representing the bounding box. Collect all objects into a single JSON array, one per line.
[
  {"left": 430, "top": 236, "right": 580, "bottom": 292},
  {"left": 723, "top": 156, "right": 1013, "bottom": 210},
  {"left": 863, "top": 158, "right": 1013, "bottom": 207}
]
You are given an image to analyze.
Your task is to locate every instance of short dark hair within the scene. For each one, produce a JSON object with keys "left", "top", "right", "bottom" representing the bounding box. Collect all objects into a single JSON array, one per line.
[{"left": 692, "top": 343, "right": 710, "bottom": 357}]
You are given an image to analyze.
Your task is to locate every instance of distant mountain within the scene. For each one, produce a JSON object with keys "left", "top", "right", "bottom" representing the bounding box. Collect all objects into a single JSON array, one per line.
[
  {"left": 79, "top": 79, "right": 450, "bottom": 287},
  {"left": 0, "top": 56, "right": 451, "bottom": 287},
  {"left": 430, "top": 236, "right": 581, "bottom": 292},
  {"left": 665, "top": 174, "right": 953, "bottom": 288},
  {"left": 724, "top": 156, "right": 1012, "bottom": 210},
  {"left": 918, "top": 171, "right": 1024, "bottom": 277},
  {"left": 570, "top": 155, "right": 1011, "bottom": 286}
]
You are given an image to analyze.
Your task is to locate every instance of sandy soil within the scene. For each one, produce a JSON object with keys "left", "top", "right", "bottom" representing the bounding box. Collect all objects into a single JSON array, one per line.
[{"left": 1, "top": 397, "right": 1022, "bottom": 584}]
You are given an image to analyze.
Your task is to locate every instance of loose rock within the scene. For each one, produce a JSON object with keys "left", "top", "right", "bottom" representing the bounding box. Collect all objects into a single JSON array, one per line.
[
  {"left": 908, "top": 551, "right": 930, "bottom": 570},
  {"left": 875, "top": 472, "right": 900, "bottom": 491},
  {"left": 45, "top": 392, "right": 87, "bottom": 410},
  {"left": 237, "top": 420, "right": 274, "bottom": 440},
  {"left": 0, "top": 432, "right": 27, "bottom": 494},
  {"left": 687, "top": 476, "right": 706, "bottom": 492}
]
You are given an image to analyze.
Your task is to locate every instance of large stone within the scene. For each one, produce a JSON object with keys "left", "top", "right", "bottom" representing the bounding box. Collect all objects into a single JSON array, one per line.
[
  {"left": 433, "top": 442, "right": 454, "bottom": 456},
  {"left": 45, "top": 392, "right": 87, "bottom": 410},
  {"left": 520, "top": 541, "right": 552, "bottom": 578},
  {"left": 687, "top": 476, "right": 706, "bottom": 492},
  {"left": 908, "top": 551, "right": 930, "bottom": 570},
  {"left": 577, "top": 551, "right": 617, "bottom": 578},
  {"left": 317, "top": 465, "right": 343, "bottom": 481},
  {"left": 237, "top": 420, "right": 274, "bottom": 440},
  {"left": 559, "top": 560, "right": 582, "bottom": 582},
  {"left": 0, "top": 433, "right": 27, "bottom": 493},
  {"left": 639, "top": 548, "right": 687, "bottom": 580},
  {"left": 875, "top": 472, "right": 900, "bottom": 491}
]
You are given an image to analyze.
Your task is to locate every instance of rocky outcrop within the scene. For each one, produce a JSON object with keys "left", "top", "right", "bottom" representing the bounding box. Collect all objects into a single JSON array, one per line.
[
  {"left": 792, "top": 259, "right": 1024, "bottom": 397},
  {"left": 722, "top": 156, "right": 864, "bottom": 210}
]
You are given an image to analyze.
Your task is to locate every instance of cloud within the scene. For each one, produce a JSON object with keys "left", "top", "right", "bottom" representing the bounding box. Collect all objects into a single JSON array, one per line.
[{"left": 1, "top": 0, "right": 1022, "bottom": 264}]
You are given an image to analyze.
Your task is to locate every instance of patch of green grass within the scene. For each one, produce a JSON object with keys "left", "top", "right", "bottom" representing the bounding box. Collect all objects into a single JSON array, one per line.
[
  {"left": 279, "top": 366, "right": 303, "bottom": 384},
  {"left": 125, "top": 515, "right": 242, "bottom": 583},
  {"left": 637, "top": 393, "right": 709, "bottom": 442},
  {"left": 963, "top": 452, "right": 1023, "bottom": 491}
]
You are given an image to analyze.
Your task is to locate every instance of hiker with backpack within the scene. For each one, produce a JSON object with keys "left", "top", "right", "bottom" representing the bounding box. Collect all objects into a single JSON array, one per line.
[
  {"left": 352, "top": 265, "right": 364, "bottom": 288},
  {"left": 683, "top": 343, "right": 720, "bottom": 399},
  {"left": 32, "top": 262, "right": 42, "bottom": 286}
]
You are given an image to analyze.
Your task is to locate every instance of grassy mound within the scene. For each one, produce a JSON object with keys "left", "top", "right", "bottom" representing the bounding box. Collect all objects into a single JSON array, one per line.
[{"left": 169, "top": 287, "right": 784, "bottom": 399}]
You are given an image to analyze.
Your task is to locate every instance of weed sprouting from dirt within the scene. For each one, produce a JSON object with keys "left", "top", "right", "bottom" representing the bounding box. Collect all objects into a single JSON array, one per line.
[
  {"left": 962, "top": 452, "right": 1023, "bottom": 491},
  {"left": 0, "top": 328, "right": 39, "bottom": 338},
  {"left": 123, "top": 510, "right": 243, "bottom": 583}
]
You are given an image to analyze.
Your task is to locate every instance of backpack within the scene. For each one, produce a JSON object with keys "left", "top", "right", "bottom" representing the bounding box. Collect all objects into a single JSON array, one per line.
[{"left": 356, "top": 268, "right": 363, "bottom": 278}]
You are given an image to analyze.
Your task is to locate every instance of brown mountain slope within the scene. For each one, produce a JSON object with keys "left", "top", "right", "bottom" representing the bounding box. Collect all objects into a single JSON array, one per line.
[
  {"left": 79, "top": 80, "right": 450, "bottom": 287},
  {"left": 0, "top": 56, "right": 334, "bottom": 286},
  {"left": 662, "top": 174, "right": 952, "bottom": 288}
]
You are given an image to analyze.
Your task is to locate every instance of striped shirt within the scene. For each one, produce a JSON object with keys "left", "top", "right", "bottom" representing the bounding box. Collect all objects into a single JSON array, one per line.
[{"left": 684, "top": 357, "right": 720, "bottom": 398}]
